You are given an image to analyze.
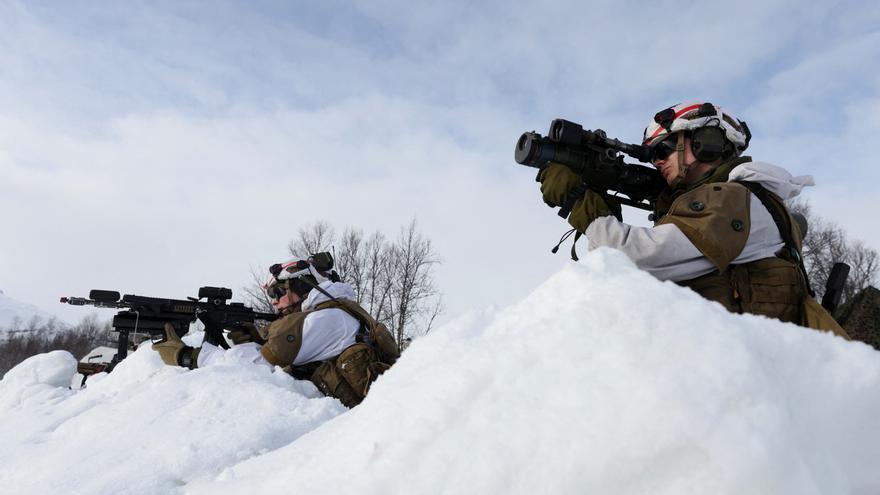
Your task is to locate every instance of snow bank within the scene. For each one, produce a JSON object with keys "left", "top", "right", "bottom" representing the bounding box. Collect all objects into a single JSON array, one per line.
[
  {"left": 1, "top": 249, "right": 878, "bottom": 494},
  {"left": 0, "top": 335, "right": 346, "bottom": 494}
]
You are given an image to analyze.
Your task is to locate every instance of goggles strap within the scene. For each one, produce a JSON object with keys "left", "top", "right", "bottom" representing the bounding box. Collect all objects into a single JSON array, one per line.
[{"left": 671, "top": 131, "right": 701, "bottom": 189}]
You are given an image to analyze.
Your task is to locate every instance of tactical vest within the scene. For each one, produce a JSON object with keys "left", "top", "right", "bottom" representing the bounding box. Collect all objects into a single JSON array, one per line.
[
  {"left": 259, "top": 299, "right": 399, "bottom": 407},
  {"left": 315, "top": 299, "right": 401, "bottom": 366},
  {"left": 654, "top": 159, "right": 849, "bottom": 338},
  {"left": 260, "top": 310, "right": 310, "bottom": 367}
]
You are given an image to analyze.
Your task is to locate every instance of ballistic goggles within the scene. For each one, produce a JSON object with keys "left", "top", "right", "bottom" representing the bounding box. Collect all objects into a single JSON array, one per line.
[
  {"left": 265, "top": 281, "right": 289, "bottom": 301},
  {"left": 649, "top": 132, "right": 679, "bottom": 162}
]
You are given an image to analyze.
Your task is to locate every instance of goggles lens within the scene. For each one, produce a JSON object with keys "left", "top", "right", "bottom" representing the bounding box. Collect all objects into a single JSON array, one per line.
[
  {"left": 266, "top": 283, "right": 288, "bottom": 300},
  {"left": 651, "top": 133, "right": 678, "bottom": 161}
]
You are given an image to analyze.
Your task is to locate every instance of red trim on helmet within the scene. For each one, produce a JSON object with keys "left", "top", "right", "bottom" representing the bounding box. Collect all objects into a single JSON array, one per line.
[
  {"left": 674, "top": 103, "right": 703, "bottom": 118},
  {"left": 646, "top": 103, "right": 704, "bottom": 144}
]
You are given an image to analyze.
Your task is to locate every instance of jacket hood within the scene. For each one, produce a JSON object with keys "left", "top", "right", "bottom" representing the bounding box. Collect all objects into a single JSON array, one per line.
[
  {"left": 302, "top": 281, "right": 356, "bottom": 310},
  {"left": 727, "top": 161, "right": 814, "bottom": 200}
]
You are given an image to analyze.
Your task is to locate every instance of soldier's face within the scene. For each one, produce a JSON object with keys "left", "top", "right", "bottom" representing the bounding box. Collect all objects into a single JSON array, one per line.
[
  {"left": 652, "top": 135, "right": 714, "bottom": 186},
  {"left": 272, "top": 289, "right": 302, "bottom": 314}
]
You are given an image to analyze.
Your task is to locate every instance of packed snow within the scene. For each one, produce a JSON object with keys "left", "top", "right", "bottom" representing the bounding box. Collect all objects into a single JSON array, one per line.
[{"left": 1, "top": 249, "right": 878, "bottom": 494}]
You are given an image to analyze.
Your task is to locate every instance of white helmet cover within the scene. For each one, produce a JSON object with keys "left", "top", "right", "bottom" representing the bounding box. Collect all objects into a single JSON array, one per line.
[
  {"left": 643, "top": 101, "right": 751, "bottom": 154},
  {"left": 263, "top": 258, "right": 329, "bottom": 291}
]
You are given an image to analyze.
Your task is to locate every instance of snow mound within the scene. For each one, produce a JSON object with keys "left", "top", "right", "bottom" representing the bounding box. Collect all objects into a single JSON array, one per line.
[
  {"left": 1, "top": 349, "right": 77, "bottom": 388},
  {"left": 0, "top": 338, "right": 346, "bottom": 494},
  {"left": 1, "top": 248, "right": 878, "bottom": 494},
  {"left": 0, "top": 350, "right": 78, "bottom": 413}
]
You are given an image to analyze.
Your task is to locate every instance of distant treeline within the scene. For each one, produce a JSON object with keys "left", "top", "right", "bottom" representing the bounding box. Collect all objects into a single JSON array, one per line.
[{"left": 0, "top": 314, "right": 112, "bottom": 377}]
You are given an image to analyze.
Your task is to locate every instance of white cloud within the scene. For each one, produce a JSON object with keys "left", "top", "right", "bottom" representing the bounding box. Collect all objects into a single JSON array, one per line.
[{"left": 1, "top": 0, "right": 878, "bottom": 324}]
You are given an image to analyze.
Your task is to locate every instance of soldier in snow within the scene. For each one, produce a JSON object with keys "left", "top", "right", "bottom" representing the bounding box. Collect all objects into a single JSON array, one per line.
[
  {"left": 539, "top": 101, "right": 848, "bottom": 336},
  {"left": 153, "top": 254, "right": 398, "bottom": 407}
]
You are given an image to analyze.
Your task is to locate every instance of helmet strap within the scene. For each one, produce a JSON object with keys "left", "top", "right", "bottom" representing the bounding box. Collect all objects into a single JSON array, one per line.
[
  {"left": 670, "top": 131, "right": 703, "bottom": 189},
  {"left": 279, "top": 287, "right": 303, "bottom": 314},
  {"left": 670, "top": 132, "right": 687, "bottom": 188}
]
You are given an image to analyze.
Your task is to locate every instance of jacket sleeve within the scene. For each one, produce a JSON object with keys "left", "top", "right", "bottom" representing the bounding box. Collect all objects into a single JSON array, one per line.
[
  {"left": 584, "top": 217, "right": 716, "bottom": 281},
  {"left": 584, "top": 187, "right": 786, "bottom": 282}
]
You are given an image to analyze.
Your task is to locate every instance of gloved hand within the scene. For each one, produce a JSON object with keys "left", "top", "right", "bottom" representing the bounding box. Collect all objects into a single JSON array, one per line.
[
  {"left": 227, "top": 323, "right": 266, "bottom": 346},
  {"left": 567, "top": 190, "right": 622, "bottom": 232},
  {"left": 152, "top": 322, "right": 199, "bottom": 369},
  {"left": 539, "top": 163, "right": 583, "bottom": 207}
]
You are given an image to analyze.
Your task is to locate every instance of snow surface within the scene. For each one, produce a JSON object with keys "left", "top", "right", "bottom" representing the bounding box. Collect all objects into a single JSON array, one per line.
[
  {"left": 1, "top": 249, "right": 878, "bottom": 494},
  {"left": 0, "top": 289, "right": 67, "bottom": 333}
]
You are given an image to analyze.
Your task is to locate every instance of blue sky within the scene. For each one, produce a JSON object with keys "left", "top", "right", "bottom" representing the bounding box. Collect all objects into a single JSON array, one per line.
[{"left": 1, "top": 0, "right": 878, "bottom": 324}]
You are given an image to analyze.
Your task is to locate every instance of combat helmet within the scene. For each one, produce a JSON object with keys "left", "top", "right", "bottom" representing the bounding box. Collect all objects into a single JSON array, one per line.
[
  {"left": 643, "top": 102, "right": 752, "bottom": 187},
  {"left": 264, "top": 252, "right": 338, "bottom": 300}
]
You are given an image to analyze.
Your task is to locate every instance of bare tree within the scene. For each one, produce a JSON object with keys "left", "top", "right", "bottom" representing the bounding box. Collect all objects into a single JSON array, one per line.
[
  {"left": 289, "top": 220, "right": 335, "bottom": 258},
  {"left": 240, "top": 265, "right": 275, "bottom": 314},
  {"left": 365, "top": 232, "right": 396, "bottom": 322},
  {"left": 842, "top": 240, "right": 879, "bottom": 302},
  {"left": 789, "top": 199, "right": 879, "bottom": 302},
  {"left": 335, "top": 227, "right": 369, "bottom": 304},
  {"left": 388, "top": 220, "right": 442, "bottom": 347}
]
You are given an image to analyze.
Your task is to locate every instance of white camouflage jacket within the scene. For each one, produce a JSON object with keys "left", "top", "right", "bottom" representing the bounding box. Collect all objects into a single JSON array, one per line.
[
  {"left": 584, "top": 161, "right": 814, "bottom": 281},
  {"left": 198, "top": 281, "right": 361, "bottom": 368}
]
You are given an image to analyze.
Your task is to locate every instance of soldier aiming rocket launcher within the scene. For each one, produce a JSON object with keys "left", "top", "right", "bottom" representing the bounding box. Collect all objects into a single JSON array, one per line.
[
  {"left": 61, "top": 287, "right": 279, "bottom": 371},
  {"left": 515, "top": 118, "right": 667, "bottom": 217}
]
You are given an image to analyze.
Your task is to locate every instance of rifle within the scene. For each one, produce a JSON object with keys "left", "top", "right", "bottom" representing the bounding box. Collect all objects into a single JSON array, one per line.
[
  {"left": 515, "top": 119, "right": 666, "bottom": 217},
  {"left": 61, "top": 286, "right": 279, "bottom": 371},
  {"left": 821, "top": 262, "right": 850, "bottom": 313},
  {"left": 73, "top": 362, "right": 111, "bottom": 387},
  {"left": 77, "top": 362, "right": 110, "bottom": 376}
]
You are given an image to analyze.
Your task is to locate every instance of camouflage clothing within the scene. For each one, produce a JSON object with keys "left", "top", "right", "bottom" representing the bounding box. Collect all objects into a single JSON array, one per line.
[
  {"left": 259, "top": 281, "right": 393, "bottom": 407},
  {"left": 835, "top": 286, "right": 880, "bottom": 349},
  {"left": 584, "top": 157, "right": 847, "bottom": 336}
]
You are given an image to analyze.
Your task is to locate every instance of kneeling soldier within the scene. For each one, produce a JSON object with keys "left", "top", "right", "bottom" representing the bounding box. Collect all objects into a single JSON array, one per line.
[{"left": 153, "top": 253, "right": 398, "bottom": 407}]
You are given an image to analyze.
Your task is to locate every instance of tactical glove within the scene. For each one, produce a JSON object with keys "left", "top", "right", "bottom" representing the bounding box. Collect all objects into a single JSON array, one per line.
[
  {"left": 567, "top": 190, "right": 622, "bottom": 233},
  {"left": 227, "top": 323, "right": 266, "bottom": 346},
  {"left": 152, "top": 322, "right": 200, "bottom": 369},
  {"left": 539, "top": 163, "right": 583, "bottom": 207}
]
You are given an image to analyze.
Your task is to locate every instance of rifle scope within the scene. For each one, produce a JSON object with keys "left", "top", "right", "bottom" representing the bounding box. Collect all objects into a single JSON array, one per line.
[
  {"left": 198, "top": 286, "right": 233, "bottom": 301},
  {"left": 549, "top": 119, "right": 652, "bottom": 163}
]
